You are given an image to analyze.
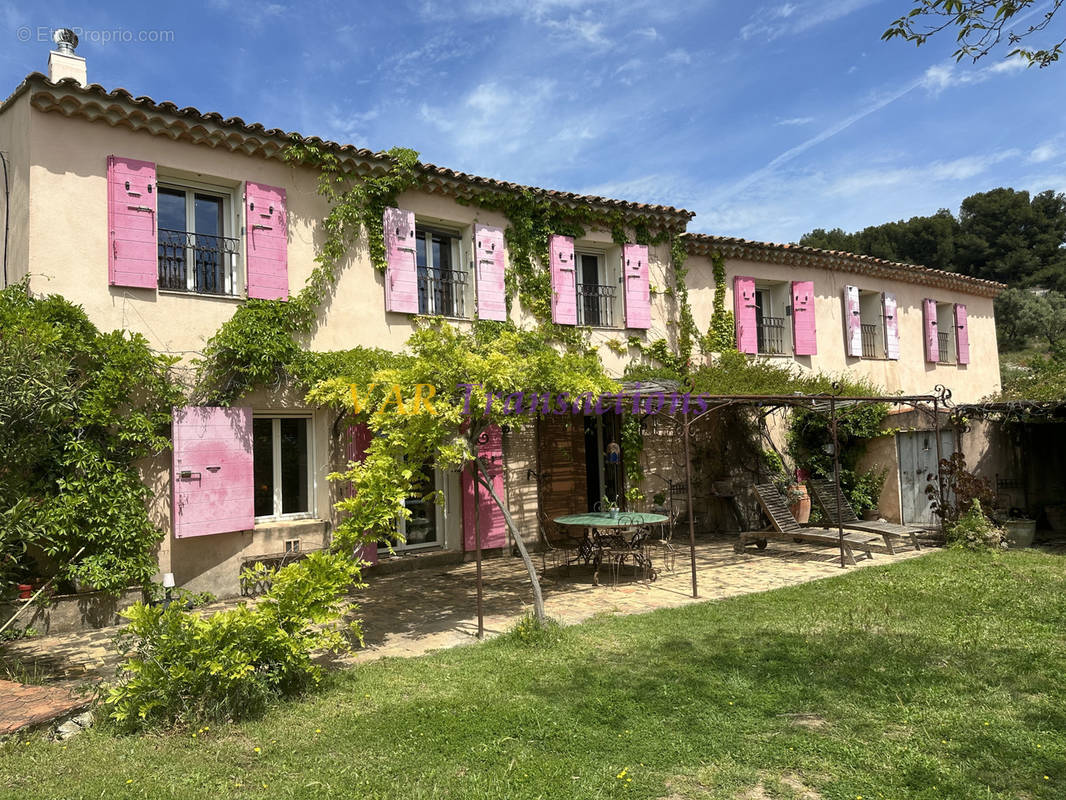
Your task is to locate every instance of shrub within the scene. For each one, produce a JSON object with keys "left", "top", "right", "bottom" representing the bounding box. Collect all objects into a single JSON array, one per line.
[
  {"left": 946, "top": 500, "right": 1006, "bottom": 552},
  {"left": 505, "top": 611, "right": 562, "bottom": 647},
  {"left": 99, "top": 552, "right": 363, "bottom": 731}
]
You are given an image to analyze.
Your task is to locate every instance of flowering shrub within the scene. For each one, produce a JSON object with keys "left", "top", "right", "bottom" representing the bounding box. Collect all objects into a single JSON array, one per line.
[
  {"left": 946, "top": 500, "right": 1006, "bottom": 552},
  {"left": 100, "top": 552, "right": 363, "bottom": 731}
]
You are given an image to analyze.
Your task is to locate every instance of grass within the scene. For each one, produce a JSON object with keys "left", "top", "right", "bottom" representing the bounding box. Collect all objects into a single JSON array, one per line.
[{"left": 2, "top": 549, "right": 1065, "bottom": 799}]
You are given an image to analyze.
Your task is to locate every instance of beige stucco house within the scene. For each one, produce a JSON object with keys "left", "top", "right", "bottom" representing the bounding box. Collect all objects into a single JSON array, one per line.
[{"left": 0, "top": 44, "right": 1004, "bottom": 597}]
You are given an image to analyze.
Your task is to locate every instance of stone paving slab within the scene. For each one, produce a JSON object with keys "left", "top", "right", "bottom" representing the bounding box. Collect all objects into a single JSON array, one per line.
[
  {"left": 0, "top": 680, "right": 91, "bottom": 736},
  {"left": 1, "top": 535, "right": 931, "bottom": 688}
]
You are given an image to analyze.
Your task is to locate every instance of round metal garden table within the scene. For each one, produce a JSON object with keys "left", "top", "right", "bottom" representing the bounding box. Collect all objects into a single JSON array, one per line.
[{"left": 553, "top": 512, "right": 668, "bottom": 585}]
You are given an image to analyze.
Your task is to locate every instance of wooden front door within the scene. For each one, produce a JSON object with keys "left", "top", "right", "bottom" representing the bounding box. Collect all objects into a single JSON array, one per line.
[
  {"left": 537, "top": 415, "right": 589, "bottom": 521},
  {"left": 897, "top": 429, "right": 955, "bottom": 526}
]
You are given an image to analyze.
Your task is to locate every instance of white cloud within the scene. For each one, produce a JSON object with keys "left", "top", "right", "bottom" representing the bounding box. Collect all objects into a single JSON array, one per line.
[
  {"left": 921, "top": 57, "right": 1029, "bottom": 94},
  {"left": 775, "top": 116, "right": 814, "bottom": 126},
  {"left": 664, "top": 48, "right": 692, "bottom": 65},
  {"left": 542, "top": 14, "right": 609, "bottom": 46},
  {"left": 1030, "top": 142, "right": 1060, "bottom": 164},
  {"left": 418, "top": 79, "right": 595, "bottom": 176},
  {"left": 740, "top": 0, "right": 878, "bottom": 42}
]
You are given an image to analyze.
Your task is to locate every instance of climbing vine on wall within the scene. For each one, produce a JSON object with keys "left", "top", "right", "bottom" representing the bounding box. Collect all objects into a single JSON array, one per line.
[
  {"left": 620, "top": 415, "right": 646, "bottom": 506},
  {"left": 704, "top": 251, "right": 735, "bottom": 352},
  {"left": 196, "top": 142, "right": 701, "bottom": 404},
  {"left": 195, "top": 146, "right": 421, "bottom": 405}
]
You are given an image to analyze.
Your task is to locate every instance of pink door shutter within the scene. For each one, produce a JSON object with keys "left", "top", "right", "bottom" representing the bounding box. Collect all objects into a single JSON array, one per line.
[
  {"left": 790, "top": 280, "right": 817, "bottom": 355},
  {"left": 462, "top": 425, "right": 507, "bottom": 550},
  {"left": 954, "top": 303, "right": 970, "bottom": 364},
  {"left": 733, "top": 276, "right": 757, "bottom": 354},
  {"left": 343, "top": 423, "right": 377, "bottom": 564},
  {"left": 549, "top": 234, "right": 577, "bottom": 325},
  {"left": 107, "top": 155, "right": 157, "bottom": 289},
  {"left": 475, "top": 224, "right": 507, "bottom": 321},
  {"left": 623, "top": 243, "right": 651, "bottom": 329},
  {"left": 245, "top": 182, "right": 288, "bottom": 300},
  {"left": 172, "top": 406, "right": 254, "bottom": 538},
  {"left": 844, "top": 285, "right": 862, "bottom": 357},
  {"left": 883, "top": 293, "right": 900, "bottom": 360},
  {"left": 384, "top": 207, "right": 418, "bottom": 313},
  {"left": 923, "top": 298, "right": 939, "bottom": 363}
]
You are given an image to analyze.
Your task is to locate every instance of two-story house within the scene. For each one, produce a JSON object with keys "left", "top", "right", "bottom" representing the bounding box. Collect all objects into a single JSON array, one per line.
[{"left": 0, "top": 41, "right": 1004, "bottom": 596}]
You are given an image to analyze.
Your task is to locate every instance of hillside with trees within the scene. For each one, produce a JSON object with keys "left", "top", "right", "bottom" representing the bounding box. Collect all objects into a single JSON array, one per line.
[{"left": 798, "top": 187, "right": 1066, "bottom": 400}]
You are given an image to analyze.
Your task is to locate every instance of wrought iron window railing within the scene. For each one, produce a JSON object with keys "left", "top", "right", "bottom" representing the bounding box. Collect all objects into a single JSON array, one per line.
[
  {"left": 576, "top": 283, "right": 617, "bottom": 327},
  {"left": 860, "top": 323, "right": 878, "bottom": 358},
  {"left": 937, "top": 331, "right": 954, "bottom": 363},
  {"left": 158, "top": 229, "right": 240, "bottom": 296},
  {"left": 418, "top": 267, "right": 468, "bottom": 318},
  {"left": 757, "top": 316, "right": 786, "bottom": 355}
]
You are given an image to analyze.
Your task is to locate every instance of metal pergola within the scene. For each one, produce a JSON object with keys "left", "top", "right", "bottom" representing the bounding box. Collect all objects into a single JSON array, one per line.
[
  {"left": 621, "top": 383, "right": 954, "bottom": 599},
  {"left": 468, "top": 383, "right": 954, "bottom": 636}
]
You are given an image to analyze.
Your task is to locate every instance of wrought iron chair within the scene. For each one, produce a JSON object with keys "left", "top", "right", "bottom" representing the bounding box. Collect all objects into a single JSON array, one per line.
[
  {"left": 537, "top": 511, "right": 583, "bottom": 576},
  {"left": 601, "top": 514, "right": 656, "bottom": 586},
  {"left": 646, "top": 508, "right": 679, "bottom": 574}
]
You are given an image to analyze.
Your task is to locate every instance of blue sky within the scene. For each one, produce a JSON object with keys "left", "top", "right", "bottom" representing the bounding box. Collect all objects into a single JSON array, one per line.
[{"left": 2, "top": 0, "right": 1063, "bottom": 243}]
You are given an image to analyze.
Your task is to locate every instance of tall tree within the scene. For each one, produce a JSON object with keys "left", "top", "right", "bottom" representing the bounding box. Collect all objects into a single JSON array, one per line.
[
  {"left": 798, "top": 188, "right": 1066, "bottom": 289},
  {"left": 883, "top": 0, "right": 1065, "bottom": 67}
]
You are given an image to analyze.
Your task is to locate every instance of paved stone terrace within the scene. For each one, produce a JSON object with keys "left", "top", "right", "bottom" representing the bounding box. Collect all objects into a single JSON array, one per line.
[{"left": 1, "top": 534, "right": 931, "bottom": 699}]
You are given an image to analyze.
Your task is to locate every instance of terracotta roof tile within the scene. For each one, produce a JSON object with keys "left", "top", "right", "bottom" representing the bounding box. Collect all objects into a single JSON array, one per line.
[
  {"left": 4, "top": 72, "right": 693, "bottom": 226},
  {"left": 683, "top": 232, "right": 1006, "bottom": 298}
]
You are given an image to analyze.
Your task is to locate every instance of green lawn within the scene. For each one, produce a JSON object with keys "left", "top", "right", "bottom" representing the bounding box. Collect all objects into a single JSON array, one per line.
[{"left": 3, "top": 549, "right": 1065, "bottom": 800}]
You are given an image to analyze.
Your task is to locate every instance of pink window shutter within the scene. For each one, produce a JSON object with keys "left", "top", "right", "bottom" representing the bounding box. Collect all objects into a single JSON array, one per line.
[
  {"left": 172, "top": 406, "right": 254, "bottom": 538},
  {"left": 623, "top": 243, "right": 651, "bottom": 329},
  {"left": 549, "top": 234, "right": 577, "bottom": 325},
  {"left": 383, "top": 207, "right": 418, "bottom": 313},
  {"left": 790, "top": 280, "right": 817, "bottom": 355},
  {"left": 923, "top": 298, "right": 939, "bottom": 363},
  {"left": 883, "top": 293, "right": 900, "bottom": 360},
  {"left": 343, "top": 423, "right": 377, "bottom": 564},
  {"left": 733, "top": 276, "right": 757, "bottom": 354},
  {"left": 107, "top": 155, "right": 158, "bottom": 289},
  {"left": 844, "top": 285, "right": 862, "bottom": 357},
  {"left": 462, "top": 425, "right": 507, "bottom": 551},
  {"left": 245, "top": 182, "right": 288, "bottom": 300},
  {"left": 475, "top": 224, "right": 507, "bottom": 321},
  {"left": 954, "top": 303, "right": 970, "bottom": 364}
]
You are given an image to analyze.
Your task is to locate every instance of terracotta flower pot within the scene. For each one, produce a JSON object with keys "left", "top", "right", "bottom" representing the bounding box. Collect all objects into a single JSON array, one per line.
[{"left": 788, "top": 484, "right": 812, "bottom": 524}]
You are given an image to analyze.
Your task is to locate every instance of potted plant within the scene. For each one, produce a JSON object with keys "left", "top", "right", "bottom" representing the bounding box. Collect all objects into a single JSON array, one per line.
[
  {"left": 651, "top": 492, "right": 668, "bottom": 514},
  {"left": 1003, "top": 509, "right": 1037, "bottom": 548},
  {"left": 601, "top": 495, "right": 619, "bottom": 519},
  {"left": 786, "top": 482, "right": 811, "bottom": 524}
]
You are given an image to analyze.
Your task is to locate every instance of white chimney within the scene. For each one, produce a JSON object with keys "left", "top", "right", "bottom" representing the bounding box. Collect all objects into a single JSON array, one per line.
[{"left": 48, "top": 29, "right": 86, "bottom": 85}]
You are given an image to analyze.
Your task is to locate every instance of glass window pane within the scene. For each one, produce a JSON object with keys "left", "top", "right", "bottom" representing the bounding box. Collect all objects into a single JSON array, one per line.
[
  {"left": 402, "top": 463, "right": 438, "bottom": 546},
  {"left": 158, "top": 188, "right": 186, "bottom": 232},
  {"left": 253, "top": 419, "right": 275, "bottom": 517},
  {"left": 279, "top": 418, "right": 309, "bottom": 515},
  {"left": 581, "top": 254, "right": 599, "bottom": 285},
  {"left": 435, "top": 234, "right": 452, "bottom": 270},
  {"left": 194, "top": 194, "right": 223, "bottom": 237}
]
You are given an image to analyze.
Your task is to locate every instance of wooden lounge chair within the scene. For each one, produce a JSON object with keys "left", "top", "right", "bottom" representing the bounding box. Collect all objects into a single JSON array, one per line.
[
  {"left": 807, "top": 478, "right": 922, "bottom": 553},
  {"left": 735, "top": 483, "right": 888, "bottom": 566}
]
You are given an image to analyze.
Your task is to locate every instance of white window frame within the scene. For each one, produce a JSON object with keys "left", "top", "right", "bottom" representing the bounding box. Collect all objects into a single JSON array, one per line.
[
  {"left": 253, "top": 413, "right": 315, "bottom": 523},
  {"left": 391, "top": 467, "right": 447, "bottom": 552},
  {"left": 754, "top": 282, "right": 792, "bottom": 356},
  {"left": 156, "top": 175, "right": 240, "bottom": 296},
  {"left": 935, "top": 302, "right": 957, "bottom": 364},
  {"left": 575, "top": 247, "right": 620, "bottom": 328},
  {"left": 415, "top": 223, "right": 469, "bottom": 318},
  {"left": 858, "top": 290, "right": 888, "bottom": 359}
]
